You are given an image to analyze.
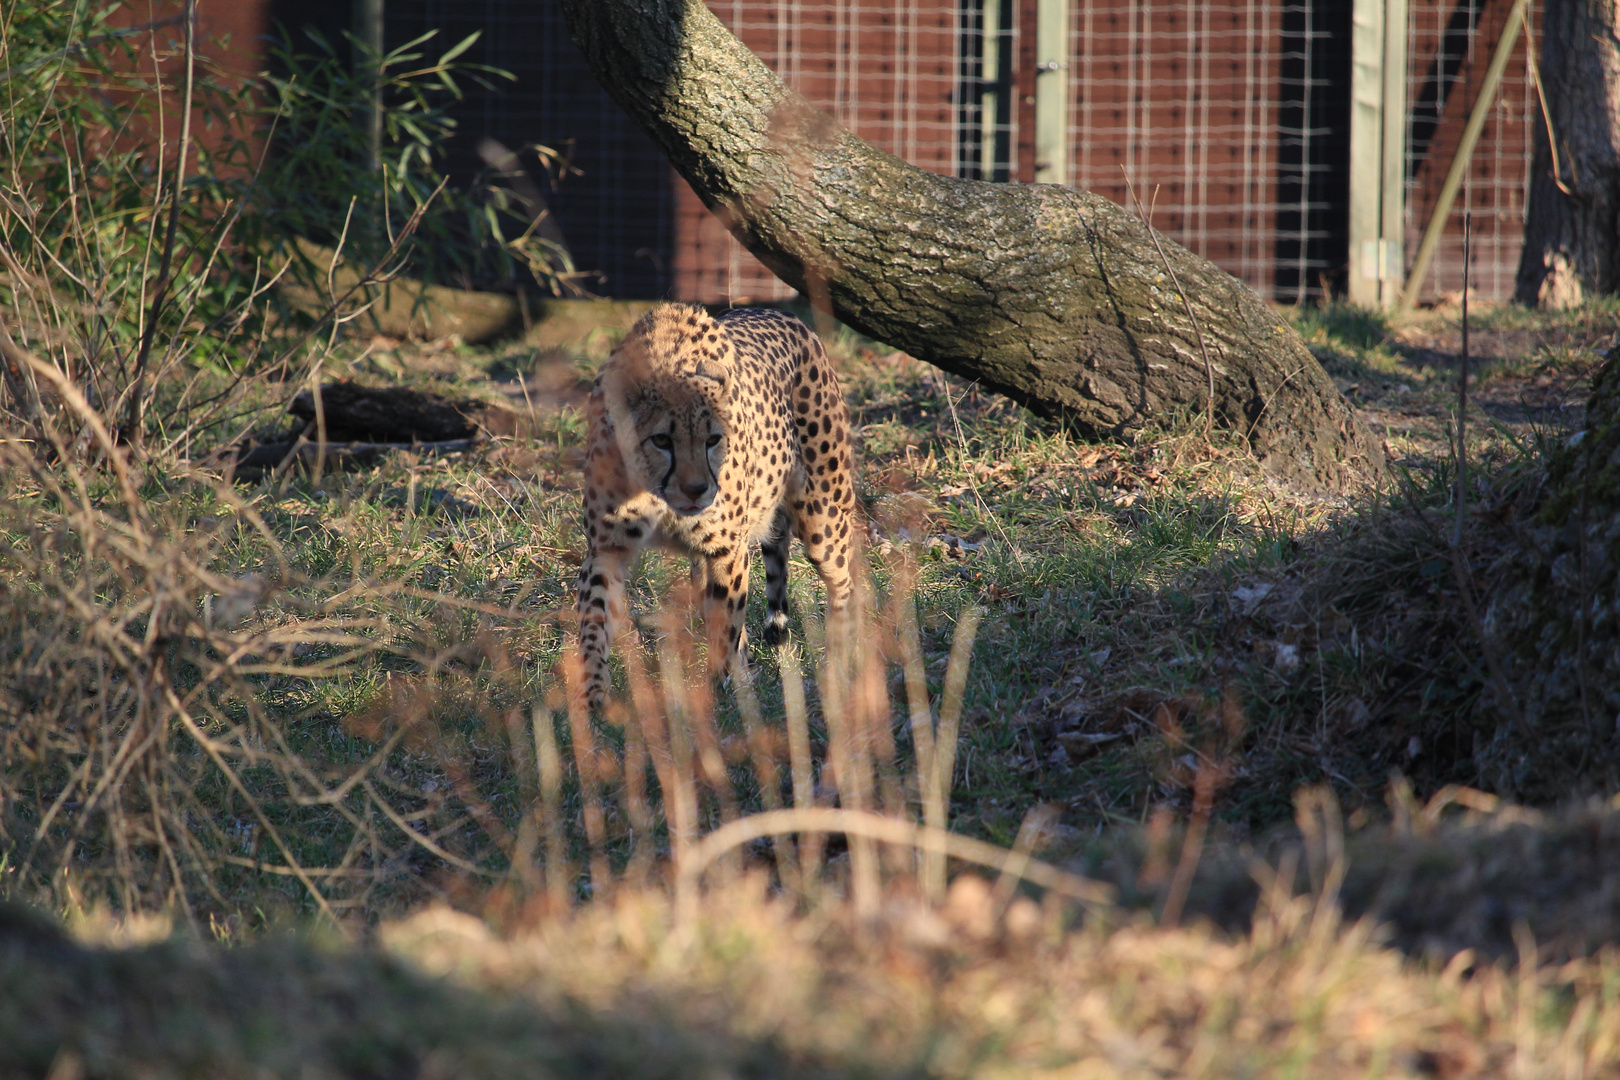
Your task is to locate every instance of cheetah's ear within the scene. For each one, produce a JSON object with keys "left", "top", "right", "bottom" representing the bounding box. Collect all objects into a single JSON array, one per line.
[
  {"left": 691, "top": 360, "right": 730, "bottom": 390},
  {"left": 598, "top": 365, "right": 648, "bottom": 476},
  {"left": 598, "top": 363, "right": 632, "bottom": 406}
]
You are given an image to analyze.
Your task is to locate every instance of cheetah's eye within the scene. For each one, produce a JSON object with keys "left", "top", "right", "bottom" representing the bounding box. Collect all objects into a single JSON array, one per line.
[
  {"left": 705, "top": 434, "right": 722, "bottom": 449},
  {"left": 649, "top": 433, "right": 674, "bottom": 451}
]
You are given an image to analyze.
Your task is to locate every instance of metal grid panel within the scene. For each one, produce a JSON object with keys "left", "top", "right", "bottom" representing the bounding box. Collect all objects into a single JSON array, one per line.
[
  {"left": 382, "top": 0, "right": 675, "bottom": 298},
  {"left": 1404, "top": 0, "right": 1537, "bottom": 302},
  {"left": 686, "top": 0, "right": 1340, "bottom": 305},
  {"left": 954, "top": 0, "right": 1015, "bottom": 181},
  {"left": 677, "top": 1, "right": 962, "bottom": 303},
  {"left": 353, "top": 0, "right": 1538, "bottom": 306},
  {"left": 687, "top": 0, "right": 1541, "bottom": 307},
  {"left": 1068, "top": 0, "right": 1338, "bottom": 302}
]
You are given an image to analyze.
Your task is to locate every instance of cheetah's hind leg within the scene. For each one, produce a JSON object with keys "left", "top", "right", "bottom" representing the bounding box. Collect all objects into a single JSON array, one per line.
[{"left": 761, "top": 510, "right": 793, "bottom": 647}]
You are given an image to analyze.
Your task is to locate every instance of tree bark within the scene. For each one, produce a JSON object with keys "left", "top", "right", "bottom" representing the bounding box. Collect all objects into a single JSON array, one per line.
[
  {"left": 1490, "top": 349, "right": 1620, "bottom": 748},
  {"left": 559, "top": 0, "right": 1385, "bottom": 493},
  {"left": 1516, "top": 0, "right": 1620, "bottom": 308}
]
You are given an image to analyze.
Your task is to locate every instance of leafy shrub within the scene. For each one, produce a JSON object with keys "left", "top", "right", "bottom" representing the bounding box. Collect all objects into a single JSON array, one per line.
[
  {"left": 255, "top": 27, "right": 586, "bottom": 299},
  {"left": 0, "top": 4, "right": 579, "bottom": 451}
]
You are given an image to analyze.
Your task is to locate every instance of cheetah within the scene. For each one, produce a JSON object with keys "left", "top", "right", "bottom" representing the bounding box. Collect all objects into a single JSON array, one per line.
[{"left": 575, "top": 304, "right": 859, "bottom": 709}]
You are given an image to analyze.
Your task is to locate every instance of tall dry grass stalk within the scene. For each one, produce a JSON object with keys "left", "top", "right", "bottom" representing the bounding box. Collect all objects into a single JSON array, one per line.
[
  {"left": 0, "top": 338, "right": 598, "bottom": 928},
  {"left": 0, "top": 46, "right": 444, "bottom": 929},
  {"left": 525, "top": 560, "right": 1056, "bottom": 921}
]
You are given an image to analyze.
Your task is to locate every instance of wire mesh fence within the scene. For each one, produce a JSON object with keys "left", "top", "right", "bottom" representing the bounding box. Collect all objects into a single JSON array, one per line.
[
  {"left": 380, "top": 0, "right": 677, "bottom": 298},
  {"left": 680, "top": 0, "right": 1342, "bottom": 305},
  {"left": 684, "top": 0, "right": 1538, "bottom": 307},
  {"left": 1404, "top": 0, "right": 1538, "bottom": 303},
  {"left": 268, "top": 0, "right": 1539, "bottom": 307},
  {"left": 679, "top": 1, "right": 964, "bottom": 303},
  {"left": 1067, "top": 0, "right": 1341, "bottom": 304},
  {"left": 686, "top": 0, "right": 1542, "bottom": 307}
]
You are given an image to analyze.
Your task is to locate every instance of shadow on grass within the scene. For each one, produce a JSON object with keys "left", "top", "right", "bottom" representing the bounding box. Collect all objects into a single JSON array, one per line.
[{"left": 0, "top": 903, "right": 827, "bottom": 1080}]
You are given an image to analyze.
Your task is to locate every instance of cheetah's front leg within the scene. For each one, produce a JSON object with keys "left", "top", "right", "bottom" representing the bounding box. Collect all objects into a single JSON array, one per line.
[
  {"left": 577, "top": 544, "right": 632, "bottom": 710},
  {"left": 701, "top": 548, "right": 752, "bottom": 686}
]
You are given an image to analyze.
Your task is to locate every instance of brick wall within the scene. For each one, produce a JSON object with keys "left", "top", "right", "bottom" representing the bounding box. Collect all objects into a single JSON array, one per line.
[{"left": 673, "top": 1, "right": 964, "bottom": 303}]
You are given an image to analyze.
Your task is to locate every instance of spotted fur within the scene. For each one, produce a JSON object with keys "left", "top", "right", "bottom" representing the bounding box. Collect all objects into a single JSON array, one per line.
[{"left": 575, "top": 304, "right": 859, "bottom": 709}]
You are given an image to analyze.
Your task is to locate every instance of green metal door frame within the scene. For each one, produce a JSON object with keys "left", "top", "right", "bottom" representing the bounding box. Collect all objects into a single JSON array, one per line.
[
  {"left": 1348, "top": 0, "right": 1408, "bottom": 308},
  {"left": 1034, "top": 0, "right": 1069, "bottom": 185}
]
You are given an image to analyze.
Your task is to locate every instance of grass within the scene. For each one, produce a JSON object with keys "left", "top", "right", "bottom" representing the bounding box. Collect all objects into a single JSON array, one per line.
[
  {"left": 8, "top": 824, "right": 1620, "bottom": 1077},
  {"left": 6, "top": 287, "right": 1613, "bottom": 898},
  {"left": 14, "top": 293, "right": 1608, "bottom": 897},
  {"left": 5, "top": 209, "right": 1618, "bottom": 1066}
]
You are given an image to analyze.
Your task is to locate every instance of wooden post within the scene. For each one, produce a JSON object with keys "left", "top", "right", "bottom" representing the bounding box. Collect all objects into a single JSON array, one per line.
[
  {"left": 1380, "top": 0, "right": 1408, "bottom": 307},
  {"left": 1348, "top": 0, "right": 1406, "bottom": 309},
  {"left": 1033, "top": 0, "right": 1070, "bottom": 185},
  {"left": 981, "top": 0, "right": 1002, "bottom": 181}
]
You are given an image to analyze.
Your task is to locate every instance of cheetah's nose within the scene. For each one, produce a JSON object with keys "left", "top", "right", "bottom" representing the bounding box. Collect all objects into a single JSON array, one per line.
[{"left": 680, "top": 479, "right": 709, "bottom": 501}]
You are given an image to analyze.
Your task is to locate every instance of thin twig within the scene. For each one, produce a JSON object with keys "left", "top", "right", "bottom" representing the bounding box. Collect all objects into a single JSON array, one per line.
[
  {"left": 927, "top": 606, "right": 981, "bottom": 902},
  {"left": 990, "top": 804, "right": 1058, "bottom": 916},
  {"left": 531, "top": 702, "right": 572, "bottom": 907},
  {"left": 263, "top": 181, "right": 445, "bottom": 386},
  {"left": 1122, "top": 168, "right": 1217, "bottom": 439},
  {"left": 897, "top": 579, "right": 940, "bottom": 896},
  {"left": 1454, "top": 209, "right": 1472, "bottom": 551},
  {"left": 1519, "top": 8, "right": 1576, "bottom": 197},
  {"left": 777, "top": 638, "right": 819, "bottom": 896},
  {"left": 168, "top": 688, "right": 343, "bottom": 928},
  {"left": 942, "top": 379, "right": 1022, "bottom": 561},
  {"left": 730, "top": 651, "right": 796, "bottom": 889},
  {"left": 1245, "top": 365, "right": 1308, "bottom": 442},
  {"left": 125, "top": 0, "right": 197, "bottom": 451},
  {"left": 1160, "top": 758, "right": 1223, "bottom": 928},
  {"left": 9, "top": 336, "right": 145, "bottom": 527},
  {"left": 1397, "top": 472, "right": 1525, "bottom": 734},
  {"left": 1443, "top": 210, "right": 1521, "bottom": 731},
  {"left": 361, "top": 780, "right": 495, "bottom": 879}
]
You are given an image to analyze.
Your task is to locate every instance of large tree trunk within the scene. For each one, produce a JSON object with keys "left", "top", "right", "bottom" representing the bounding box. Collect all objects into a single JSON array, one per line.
[
  {"left": 1485, "top": 349, "right": 1620, "bottom": 773},
  {"left": 1516, "top": 0, "right": 1620, "bottom": 308},
  {"left": 559, "top": 0, "right": 1385, "bottom": 494}
]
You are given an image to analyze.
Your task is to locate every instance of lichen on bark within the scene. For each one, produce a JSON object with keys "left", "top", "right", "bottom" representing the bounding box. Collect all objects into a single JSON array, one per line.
[{"left": 1503, "top": 353, "right": 1620, "bottom": 734}]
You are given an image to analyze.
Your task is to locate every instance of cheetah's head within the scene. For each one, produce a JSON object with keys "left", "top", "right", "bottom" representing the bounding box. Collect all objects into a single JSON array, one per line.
[
  {"left": 600, "top": 359, "right": 731, "bottom": 516},
  {"left": 637, "top": 375, "right": 729, "bottom": 515}
]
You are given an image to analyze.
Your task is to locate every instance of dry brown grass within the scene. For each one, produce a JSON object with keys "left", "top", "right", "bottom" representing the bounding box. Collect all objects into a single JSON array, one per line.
[
  {"left": 6, "top": 409, "right": 1620, "bottom": 1077},
  {"left": 6, "top": 852, "right": 1620, "bottom": 1079},
  {"left": 0, "top": 379, "right": 455, "bottom": 923},
  {"left": 382, "top": 871, "right": 1620, "bottom": 1080}
]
